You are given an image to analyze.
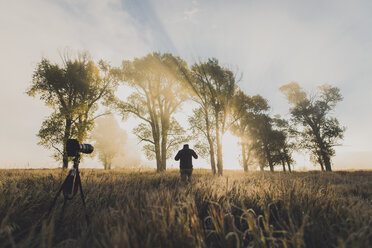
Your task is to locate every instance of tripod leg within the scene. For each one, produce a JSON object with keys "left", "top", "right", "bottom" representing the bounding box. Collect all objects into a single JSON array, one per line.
[
  {"left": 77, "top": 172, "right": 89, "bottom": 224},
  {"left": 57, "top": 199, "right": 68, "bottom": 226},
  {"left": 46, "top": 175, "right": 69, "bottom": 217}
]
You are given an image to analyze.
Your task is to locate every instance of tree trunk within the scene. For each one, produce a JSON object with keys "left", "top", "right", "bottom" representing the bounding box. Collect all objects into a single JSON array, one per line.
[
  {"left": 216, "top": 141, "right": 223, "bottom": 175},
  {"left": 285, "top": 157, "right": 292, "bottom": 172},
  {"left": 205, "top": 113, "right": 216, "bottom": 174},
  {"left": 108, "top": 155, "right": 112, "bottom": 169},
  {"left": 318, "top": 156, "right": 325, "bottom": 171},
  {"left": 315, "top": 131, "right": 332, "bottom": 172},
  {"left": 155, "top": 145, "right": 162, "bottom": 172},
  {"left": 62, "top": 118, "right": 72, "bottom": 169},
  {"left": 154, "top": 137, "right": 162, "bottom": 172},
  {"left": 160, "top": 116, "right": 170, "bottom": 172},
  {"left": 215, "top": 124, "right": 223, "bottom": 176},
  {"left": 207, "top": 136, "right": 217, "bottom": 175},
  {"left": 104, "top": 156, "right": 107, "bottom": 170},
  {"left": 62, "top": 153, "right": 68, "bottom": 169},
  {"left": 241, "top": 143, "right": 248, "bottom": 172},
  {"left": 281, "top": 159, "right": 286, "bottom": 172},
  {"left": 260, "top": 164, "right": 264, "bottom": 171},
  {"left": 160, "top": 133, "right": 167, "bottom": 171},
  {"left": 215, "top": 112, "right": 223, "bottom": 176},
  {"left": 264, "top": 145, "right": 274, "bottom": 172},
  {"left": 150, "top": 120, "right": 162, "bottom": 172},
  {"left": 322, "top": 151, "right": 332, "bottom": 171},
  {"left": 269, "top": 162, "right": 274, "bottom": 172}
]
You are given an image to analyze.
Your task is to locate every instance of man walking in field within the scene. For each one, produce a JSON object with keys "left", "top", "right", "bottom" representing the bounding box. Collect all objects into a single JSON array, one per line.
[{"left": 175, "top": 144, "right": 198, "bottom": 182}]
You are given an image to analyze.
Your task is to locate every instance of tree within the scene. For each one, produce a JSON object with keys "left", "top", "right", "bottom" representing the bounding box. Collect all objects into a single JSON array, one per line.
[
  {"left": 272, "top": 116, "right": 295, "bottom": 172},
  {"left": 230, "top": 90, "right": 269, "bottom": 172},
  {"left": 188, "top": 107, "right": 217, "bottom": 173},
  {"left": 27, "top": 53, "right": 116, "bottom": 168},
  {"left": 249, "top": 114, "right": 277, "bottom": 171},
  {"left": 113, "top": 53, "right": 190, "bottom": 172},
  {"left": 244, "top": 112, "right": 292, "bottom": 172},
  {"left": 229, "top": 91, "right": 288, "bottom": 172},
  {"left": 91, "top": 115, "right": 128, "bottom": 169},
  {"left": 133, "top": 118, "right": 190, "bottom": 162},
  {"left": 280, "top": 82, "right": 345, "bottom": 171},
  {"left": 184, "top": 59, "right": 237, "bottom": 175},
  {"left": 269, "top": 129, "right": 293, "bottom": 172}
]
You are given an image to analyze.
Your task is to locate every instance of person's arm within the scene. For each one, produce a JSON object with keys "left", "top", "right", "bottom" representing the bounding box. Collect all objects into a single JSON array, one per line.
[
  {"left": 175, "top": 151, "right": 181, "bottom": 161},
  {"left": 192, "top": 150, "right": 198, "bottom": 159}
]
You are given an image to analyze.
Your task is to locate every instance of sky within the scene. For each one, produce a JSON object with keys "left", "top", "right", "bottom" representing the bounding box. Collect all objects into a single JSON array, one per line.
[{"left": 0, "top": 0, "right": 371, "bottom": 170}]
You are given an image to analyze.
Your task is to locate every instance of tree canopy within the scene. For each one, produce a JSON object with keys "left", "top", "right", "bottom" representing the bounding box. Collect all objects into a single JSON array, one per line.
[
  {"left": 280, "top": 82, "right": 345, "bottom": 171},
  {"left": 186, "top": 58, "right": 237, "bottom": 175},
  {"left": 113, "top": 53, "right": 190, "bottom": 172},
  {"left": 230, "top": 90, "right": 271, "bottom": 171},
  {"left": 27, "top": 53, "right": 116, "bottom": 168}
]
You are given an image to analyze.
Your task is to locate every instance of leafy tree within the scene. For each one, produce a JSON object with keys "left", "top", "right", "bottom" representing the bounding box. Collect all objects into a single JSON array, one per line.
[
  {"left": 244, "top": 112, "right": 292, "bottom": 172},
  {"left": 249, "top": 114, "right": 278, "bottom": 171},
  {"left": 269, "top": 129, "right": 293, "bottom": 172},
  {"left": 272, "top": 116, "right": 295, "bottom": 172},
  {"left": 188, "top": 107, "right": 217, "bottom": 173},
  {"left": 27, "top": 53, "right": 116, "bottom": 168},
  {"left": 174, "top": 58, "right": 219, "bottom": 174},
  {"left": 231, "top": 90, "right": 269, "bottom": 172},
  {"left": 184, "top": 58, "right": 237, "bottom": 175},
  {"left": 229, "top": 91, "right": 290, "bottom": 172},
  {"left": 280, "top": 82, "right": 345, "bottom": 171},
  {"left": 113, "top": 53, "right": 190, "bottom": 172}
]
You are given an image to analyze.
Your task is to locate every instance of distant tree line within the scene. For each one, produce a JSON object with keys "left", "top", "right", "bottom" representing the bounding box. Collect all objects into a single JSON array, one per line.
[{"left": 27, "top": 51, "right": 345, "bottom": 173}]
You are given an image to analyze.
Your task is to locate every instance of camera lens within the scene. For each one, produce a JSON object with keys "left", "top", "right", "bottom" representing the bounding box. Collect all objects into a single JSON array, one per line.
[{"left": 79, "top": 144, "right": 94, "bottom": 154}]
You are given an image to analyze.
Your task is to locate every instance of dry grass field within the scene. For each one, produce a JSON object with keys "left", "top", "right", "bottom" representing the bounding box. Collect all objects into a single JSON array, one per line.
[{"left": 0, "top": 169, "right": 371, "bottom": 248}]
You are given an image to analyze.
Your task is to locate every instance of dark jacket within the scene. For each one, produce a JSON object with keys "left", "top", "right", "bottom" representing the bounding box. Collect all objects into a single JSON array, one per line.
[{"left": 175, "top": 148, "right": 198, "bottom": 169}]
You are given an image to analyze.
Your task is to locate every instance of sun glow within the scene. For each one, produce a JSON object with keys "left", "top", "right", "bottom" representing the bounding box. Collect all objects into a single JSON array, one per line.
[{"left": 222, "top": 131, "right": 241, "bottom": 170}]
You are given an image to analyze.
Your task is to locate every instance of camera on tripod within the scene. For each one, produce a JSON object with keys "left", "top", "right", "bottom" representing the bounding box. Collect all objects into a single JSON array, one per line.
[
  {"left": 61, "top": 139, "right": 94, "bottom": 198},
  {"left": 66, "top": 139, "right": 94, "bottom": 157},
  {"left": 47, "top": 139, "right": 93, "bottom": 223}
]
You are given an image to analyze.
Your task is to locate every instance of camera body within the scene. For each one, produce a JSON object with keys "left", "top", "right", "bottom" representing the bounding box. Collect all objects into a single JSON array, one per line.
[{"left": 66, "top": 139, "right": 94, "bottom": 157}]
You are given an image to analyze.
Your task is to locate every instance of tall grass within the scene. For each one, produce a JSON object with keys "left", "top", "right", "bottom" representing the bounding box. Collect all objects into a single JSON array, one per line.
[{"left": 0, "top": 169, "right": 371, "bottom": 247}]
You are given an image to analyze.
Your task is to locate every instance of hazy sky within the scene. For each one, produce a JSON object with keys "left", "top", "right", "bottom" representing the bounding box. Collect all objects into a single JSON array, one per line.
[{"left": 0, "top": 0, "right": 371, "bottom": 170}]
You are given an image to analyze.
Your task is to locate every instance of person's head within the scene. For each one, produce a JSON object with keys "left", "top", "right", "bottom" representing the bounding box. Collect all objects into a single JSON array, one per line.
[{"left": 183, "top": 144, "right": 189, "bottom": 149}]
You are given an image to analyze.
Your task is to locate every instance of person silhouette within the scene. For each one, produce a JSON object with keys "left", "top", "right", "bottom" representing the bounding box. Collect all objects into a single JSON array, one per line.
[{"left": 175, "top": 144, "right": 198, "bottom": 182}]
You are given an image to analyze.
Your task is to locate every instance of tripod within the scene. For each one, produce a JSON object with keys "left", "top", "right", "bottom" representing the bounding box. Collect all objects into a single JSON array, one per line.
[{"left": 47, "top": 154, "right": 89, "bottom": 224}]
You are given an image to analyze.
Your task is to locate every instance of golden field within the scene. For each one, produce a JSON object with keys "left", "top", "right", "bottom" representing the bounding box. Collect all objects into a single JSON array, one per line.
[{"left": 0, "top": 169, "right": 371, "bottom": 248}]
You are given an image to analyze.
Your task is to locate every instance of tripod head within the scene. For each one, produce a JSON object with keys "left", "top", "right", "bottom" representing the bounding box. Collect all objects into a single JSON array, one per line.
[
  {"left": 72, "top": 154, "right": 81, "bottom": 170},
  {"left": 63, "top": 154, "right": 83, "bottom": 200}
]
